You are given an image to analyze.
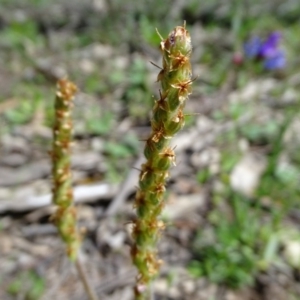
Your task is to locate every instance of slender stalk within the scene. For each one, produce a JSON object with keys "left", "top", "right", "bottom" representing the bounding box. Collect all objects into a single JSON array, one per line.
[
  {"left": 131, "top": 24, "right": 193, "bottom": 299},
  {"left": 75, "top": 257, "right": 100, "bottom": 300}
]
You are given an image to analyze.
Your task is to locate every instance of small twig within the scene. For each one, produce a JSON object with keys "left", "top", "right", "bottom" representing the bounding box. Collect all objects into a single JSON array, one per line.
[
  {"left": 75, "top": 257, "right": 100, "bottom": 300},
  {"left": 0, "top": 182, "right": 117, "bottom": 213}
]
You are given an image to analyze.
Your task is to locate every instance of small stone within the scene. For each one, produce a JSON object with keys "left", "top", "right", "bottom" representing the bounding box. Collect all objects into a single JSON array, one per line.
[
  {"left": 91, "top": 44, "right": 114, "bottom": 60},
  {"left": 190, "top": 147, "right": 220, "bottom": 168},
  {"left": 79, "top": 59, "right": 95, "bottom": 74},
  {"left": 91, "top": 138, "right": 104, "bottom": 152},
  {"left": 181, "top": 279, "right": 196, "bottom": 294},
  {"left": 282, "top": 89, "right": 298, "bottom": 105},
  {"left": 154, "top": 279, "right": 169, "bottom": 295},
  {"left": 169, "top": 286, "right": 181, "bottom": 298},
  {"left": 230, "top": 152, "right": 267, "bottom": 197},
  {"left": 18, "top": 253, "right": 35, "bottom": 269},
  {"left": 196, "top": 115, "right": 214, "bottom": 132},
  {"left": 92, "top": 0, "right": 108, "bottom": 13},
  {"left": 106, "top": 231, "right": 126, "bottom": 250},
  {"left": 284, "top": 240, "right": 300, "bottom": 268}
]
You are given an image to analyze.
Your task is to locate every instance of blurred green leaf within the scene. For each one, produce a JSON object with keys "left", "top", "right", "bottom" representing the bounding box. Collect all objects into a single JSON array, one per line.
[
  {"left": 104, "top": 141, "right": 133, "bottom": 158},
  {"left": 5, "top": 100, "right": 36, "bottom": 124},
  {"left": 8, "top": 271, "right": 45, "bottom": 300},
  {"left": 86, "top": 112, "right": 114, "bottom": 135},
  {"left": 197, "top": 168, "right": 211, "bottom": 184},
  {"left": 239, "top": 120, "right": 279, "bottom": 144}
]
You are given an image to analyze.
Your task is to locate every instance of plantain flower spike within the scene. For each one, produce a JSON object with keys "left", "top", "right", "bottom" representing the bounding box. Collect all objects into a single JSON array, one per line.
[
  {"left": 51, "top": 78, "right": 81, "bottom": 261},
  {"left": 131, "top": 24, "right": 193, "bottom": 299}
]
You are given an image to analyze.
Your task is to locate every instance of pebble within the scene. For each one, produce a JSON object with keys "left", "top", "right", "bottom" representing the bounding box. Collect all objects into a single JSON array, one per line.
[
  {"left": 230, "top": 151, "right": 267, "bottom": 197},
  {"left": 284, "top": 240, "right": 300, "bottom": 268},
  {"left": 181, "top": 279, "right": 196, "bottom": 294}
]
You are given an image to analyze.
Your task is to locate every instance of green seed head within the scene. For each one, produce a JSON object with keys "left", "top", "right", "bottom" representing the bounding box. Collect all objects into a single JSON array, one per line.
[{"left": 132, "top": 24, "right": 192, "bottom": 298}]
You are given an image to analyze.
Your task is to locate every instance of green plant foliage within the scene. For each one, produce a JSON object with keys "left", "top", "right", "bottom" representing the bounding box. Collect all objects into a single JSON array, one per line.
[
  {"left": 220, "top": 150, "right": 240, "bottom": 173},
  {"left": 139, "top": 15, "right": 162, "bottom": 47},
  {"left": 85, "top": 74, "right": 108, "bottom": 94},
  {"left": 108, "top": 69, "right": 126, "bottom": 86},
  {"left": 103, "top": 135, "right": 139, "bottom": 183},
  {"left": 189, "top": 193, "right": 269, "bottom": 288},
  {"left": 7, "top": 270, "right": 45, "bottom": 300},
  {"left": 104, "top": 141, "right": 134, "bottom": 158},
  {"left": 0, "top": 20, "right": 43, "bottom": 49},
  {"left": 121, "top": 57, "right": 152, "bottom": 120},
  {"left": 86, "top": 112, "right": 114, "bottom": 135},
  {"left": 239, "top": 120, "right": 280, "bottom": 145},
  {"left": 191, "top": 98, "right": 300, "bottom": 289},
  {"left": 228, "top": 102, "right": 247, "bottom": 120},
  {"left": 4, "top": 100, "right": 36, "bottom": 124},
  {"left": 196, "top": 167, "right": 211, "bottom": 184},
  {"left": 3, "top": 82, "right": 50, "bottom": 129}
]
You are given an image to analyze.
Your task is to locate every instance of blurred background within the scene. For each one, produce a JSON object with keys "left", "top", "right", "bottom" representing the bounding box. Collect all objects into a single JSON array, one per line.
[{"left": 1, "top": 0, "right": 300, "bottom": 299}]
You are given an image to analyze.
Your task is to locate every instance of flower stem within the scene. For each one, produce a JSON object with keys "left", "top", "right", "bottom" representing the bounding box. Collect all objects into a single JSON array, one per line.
[{"left": 75, "top": 257, "right": 100, "bottom": 300}]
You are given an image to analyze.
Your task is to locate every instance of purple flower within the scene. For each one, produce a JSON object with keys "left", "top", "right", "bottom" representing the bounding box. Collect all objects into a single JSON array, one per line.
[
  {"left": 263, "top": 49, "right": 286, "bottom": 70},
  {"left": 259, "top": 31, "right": 281, "bottom": 58},
  {"left": 243, "top": 31, "right": 286, "bottom": 70},
  {"left": 244, "top": 36, "right": 262, "bottom": 58}
]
